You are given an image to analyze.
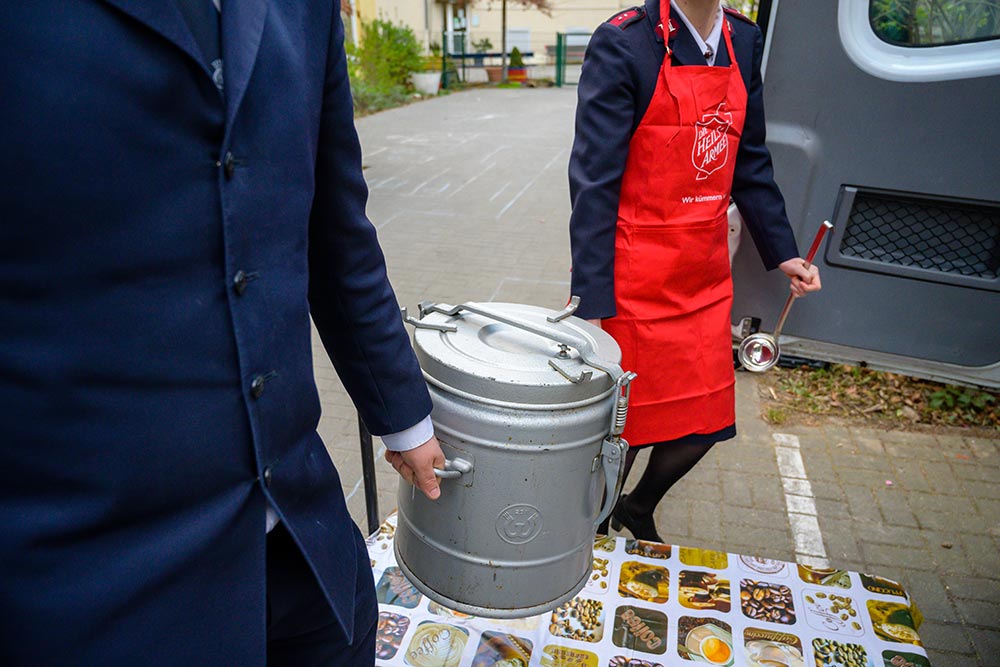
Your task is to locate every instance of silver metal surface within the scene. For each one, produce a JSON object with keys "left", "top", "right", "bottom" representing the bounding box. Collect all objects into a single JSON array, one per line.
[
  {"left": 432, "top": 457, "right": 474, "bottom": 479},
  {"left": 396, "top": 300, "right": 633, "bottom": 617},
  {"left": 738, "top": 221, "right": 833, "bottom": 373}
]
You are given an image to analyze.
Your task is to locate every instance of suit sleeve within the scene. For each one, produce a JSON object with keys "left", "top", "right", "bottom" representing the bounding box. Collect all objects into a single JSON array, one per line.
[
  {"left": 568, "top": 24, "right": 637, "bottom": 320},
  {"left": 730, "top": 25, "right": 800, "bottom": 269},
  {"left": 307, "top": 11, "right": 432, "bottom": 436}
]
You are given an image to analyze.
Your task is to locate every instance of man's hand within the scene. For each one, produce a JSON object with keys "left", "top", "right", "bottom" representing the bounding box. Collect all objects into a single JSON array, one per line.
[
  {"left": 385, "top": 435, "right": 446, "bottom": 500},
  {"left": 778, "top": 258, "right": 822, "bottom": 298},
  {"left": 587, "top": 318, "right": 602, "bottom": 329}
]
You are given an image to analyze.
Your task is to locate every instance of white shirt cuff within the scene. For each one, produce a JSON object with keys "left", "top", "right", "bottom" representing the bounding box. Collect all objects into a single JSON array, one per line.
[{"left": 381, "top": 415, "right": 434, "bottom": 452}]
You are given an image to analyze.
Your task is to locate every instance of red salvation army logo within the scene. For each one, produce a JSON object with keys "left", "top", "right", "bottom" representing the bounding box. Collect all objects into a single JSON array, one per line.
[{"left": 692, "top": 103, "right": 732, "bottom": 181}]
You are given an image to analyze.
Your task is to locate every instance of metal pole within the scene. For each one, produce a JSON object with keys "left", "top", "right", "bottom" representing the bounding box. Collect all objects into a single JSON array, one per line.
[
  {"left": 441, "top": 28, "right": 449, "bottom": 90},
  {"left": 358, "top": 414, "right": 380, "bottom": 535},
  {"left": 555, "top": 32, "right": 564, "bottom": 87}
]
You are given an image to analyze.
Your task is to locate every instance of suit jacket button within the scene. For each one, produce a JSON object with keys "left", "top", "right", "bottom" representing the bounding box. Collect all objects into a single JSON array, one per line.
[
  {"left": 224, "top": 151, "right": 235, "bottom": 180},
  {"left": 250, "top": 375, "right": 265, "bottom": 399},
  {"left": 262, "top": 467, "right": 273, "bottom": 487},
  {"left": 233, "top": 270, "right": 248, "bottom": 295}
]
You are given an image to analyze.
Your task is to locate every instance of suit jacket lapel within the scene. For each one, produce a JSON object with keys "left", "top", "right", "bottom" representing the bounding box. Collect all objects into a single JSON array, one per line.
[
  {"left": 222, "top": 0, "right": 269, "bottom": 127},
  {"left": 98, "top": 0, "right": 209, "bottom": 75}
]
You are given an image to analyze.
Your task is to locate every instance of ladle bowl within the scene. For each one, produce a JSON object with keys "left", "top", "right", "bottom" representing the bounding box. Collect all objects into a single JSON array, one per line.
[{"left": 736, "top": 220, "right": 833, "bottom": 373}]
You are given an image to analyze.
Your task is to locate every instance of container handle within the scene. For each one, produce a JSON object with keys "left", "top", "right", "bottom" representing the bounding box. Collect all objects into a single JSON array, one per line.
[
  {"left": 433, "top": 457, "right": 474, "bottom": 479},
  {"left": 416, "top": 299, "right": 626, "bottom": 383},
  {"left": 594, "top": 436, "right": 628, "bottom": 527}
]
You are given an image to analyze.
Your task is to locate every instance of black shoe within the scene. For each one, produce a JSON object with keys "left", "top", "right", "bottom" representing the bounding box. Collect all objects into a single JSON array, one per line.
[{"left": 609, "top": 494, "right": 663, "bottom": 543}]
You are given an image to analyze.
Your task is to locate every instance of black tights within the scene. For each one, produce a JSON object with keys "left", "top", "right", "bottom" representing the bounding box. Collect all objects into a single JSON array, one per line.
[
  {"left": 623, "top": 440, "right": 714, "bottom": 516},
  {"left": 599, "top": 440, "right": 715, "bottom": 534}
]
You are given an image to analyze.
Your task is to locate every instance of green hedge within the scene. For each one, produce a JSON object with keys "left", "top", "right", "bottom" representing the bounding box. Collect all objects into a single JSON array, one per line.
[{"left": 347, "top": 18, "right": 423, "bottom": 115}]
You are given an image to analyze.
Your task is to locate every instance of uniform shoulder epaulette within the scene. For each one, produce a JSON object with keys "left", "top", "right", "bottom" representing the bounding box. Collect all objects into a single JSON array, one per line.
[
  {"left": 607, "top": 7, "right": 645, "bottom": 30},
  {"left": 723, "top": 7, "right": 756, "bottom": 26}
]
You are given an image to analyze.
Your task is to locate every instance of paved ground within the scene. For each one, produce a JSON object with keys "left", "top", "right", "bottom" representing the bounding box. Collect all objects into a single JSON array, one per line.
[{"left": 313, "top": 88, "right": 1000, "bottom": 666}]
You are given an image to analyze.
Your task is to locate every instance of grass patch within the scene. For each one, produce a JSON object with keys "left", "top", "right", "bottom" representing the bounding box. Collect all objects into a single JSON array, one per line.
[{"left": 757, "top": 363, "right": 998, "bottom": 434}]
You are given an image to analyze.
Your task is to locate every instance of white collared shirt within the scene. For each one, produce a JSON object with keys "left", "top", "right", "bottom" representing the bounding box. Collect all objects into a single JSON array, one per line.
[{"left": 671, "top": 1, "right": 724, "bottom": 66}]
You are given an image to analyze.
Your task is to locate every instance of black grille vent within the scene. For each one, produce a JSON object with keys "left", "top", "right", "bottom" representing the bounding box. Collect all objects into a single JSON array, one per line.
[{"left": 839, "top": 192, "right": 1000, "bottom": 280}]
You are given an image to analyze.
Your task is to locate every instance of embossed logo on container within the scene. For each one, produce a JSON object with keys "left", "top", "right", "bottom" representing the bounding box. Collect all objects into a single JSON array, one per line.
[{"left": 496, "top": 504, "right": 542, "bottom": 544}]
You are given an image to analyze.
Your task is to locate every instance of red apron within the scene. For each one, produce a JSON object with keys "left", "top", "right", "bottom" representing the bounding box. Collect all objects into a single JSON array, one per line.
[{"left": 604, "top": 6, "right": 747, "bottom": 446}]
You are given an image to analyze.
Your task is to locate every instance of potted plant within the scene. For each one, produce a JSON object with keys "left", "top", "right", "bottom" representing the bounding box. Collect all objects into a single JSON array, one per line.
[
  {"left": 507, "top": 46, "right": 527, "bottom": 83},
  {"left": 471, "top": 37, "right": 493, "bottom": 67},
  {"left": 411, "top": 50, "right": 442, "bottom": 96}
]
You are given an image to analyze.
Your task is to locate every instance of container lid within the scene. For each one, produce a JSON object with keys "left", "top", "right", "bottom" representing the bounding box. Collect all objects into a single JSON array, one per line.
[{"left": 411, "top": 302, "right": 623, "bottom": 405}]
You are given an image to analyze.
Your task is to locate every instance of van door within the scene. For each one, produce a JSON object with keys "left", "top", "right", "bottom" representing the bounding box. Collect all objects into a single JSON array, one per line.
[{"left": 732, "top": 0, "right": 1000, "bottom": 387}]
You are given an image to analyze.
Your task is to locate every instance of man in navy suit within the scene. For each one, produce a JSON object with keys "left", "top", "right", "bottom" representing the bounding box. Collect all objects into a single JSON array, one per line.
[{"left": 0, "top": 1, "right": 443, "bottom": 664}]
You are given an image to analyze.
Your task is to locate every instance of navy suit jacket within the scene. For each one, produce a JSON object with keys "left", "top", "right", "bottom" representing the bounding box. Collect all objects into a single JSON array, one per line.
[
  {"left": 569, "top": 0, "right": 800, "bottom": 319},
  {"left": 0, "top": 1, "right": 431, "bottom": 663}
]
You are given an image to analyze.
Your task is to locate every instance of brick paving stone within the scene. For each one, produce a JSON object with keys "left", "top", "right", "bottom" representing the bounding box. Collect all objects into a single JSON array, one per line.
[
  {"left": 834, "top": 452, "right": 894, "bottom": 473},
  {"left": 959, "top": 533, "right": 1000, "bottom": 579},
  {"left": 843, "top": 484, "right": 883, "bottom": 522},
  {"left": 852, "top": 432, "right": 887, "bottom": 456},
  {"left": 818, "top": 425, "right": 854, "bottom": 445},
  {"left": 875, "top": 489, "right": 921, "bottom": 527},
  {"left": 941, "top": 575, "right": 1000, "bottom": 603},
  {"left": 907, "top": 490, "right": 978, "bottom": 518},
  {"left": 889, "top": 459, "right": 934, "bottom": 493},
  {"left": 965, "top": 436, "right": 1000, "bottom": 466},
  {"left": 916, "top": 620, "right": 977, "bottom": 657},
  {"left": 968, "top": 627, "right": 1000, "bottom": 658},
  {"left": 861, "top": 542, "right": 937, "bottom": 571},
  {"left": 924, "top": 649, "right": 979, "bottom": 667},
  {"left": 814, "top": 519, "right": 863, "bottom": 562},
  {"left": 884, "top": 441, "right": 949, "bottom": 462},
  {"left": 726, "top": 536, "right": 795, "bottom": 563},
  {"left": 750, "top": 478, "right": 787, "bottom": 512},
  {"left": 808, "top": 478, "right": 847, "bottom": 501},
  {"left": 838, "top": 469, "right": 904, "bottom": 491},
  {"left": 653, "top": 501, "right": 692, "bottom": 544},
  {"left": 799, "top": 450, "right": 839, "bottom": 481},
  {"left": 813, "top": 497, "right": 851, "bottom": 520},
  {"left": 723, "top": 506, "right": 790, "bottom": 531},
  {"left": 719, "top": 470, "right": 754, "bottom": 507},
  {"left": 953, "top": 462, "right": 1000, "bottom": 483},
  {"left": 892, "top": 569, "right": 960, "bottom": 623},
  {"left": 955, "top": 597, "right": 1000, "bottom": 628},
  {"left": 919, "top": 510, "right": 995, "bottom": 535},
  {"left": 920, "top": 530, "right": 972, "bottom": 576},
  {"left": 920, "top": 461, "right": 971, "bottom": 496},
  {"left": 853, "top": 521, "right": 922, "bottom": 547},
  {"left": 973, "top": 495, "right": 1000, "bottom": 519},
  {"left": 688, "top": 500, "right": 724, "bottom": 542}
]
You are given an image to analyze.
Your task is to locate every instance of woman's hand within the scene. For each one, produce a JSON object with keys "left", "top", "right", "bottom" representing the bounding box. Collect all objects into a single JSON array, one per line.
[{"left": 778, "top": 257, "right": 822, "bottom": 297}]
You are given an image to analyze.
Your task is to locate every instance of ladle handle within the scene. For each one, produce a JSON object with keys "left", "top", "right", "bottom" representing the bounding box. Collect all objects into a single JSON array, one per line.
[
  {"left": 774, "top": 220, "right": 833, "bottom": 338},
  {"left": 804, "top": 220, "right": 833, "bottom": 267}
]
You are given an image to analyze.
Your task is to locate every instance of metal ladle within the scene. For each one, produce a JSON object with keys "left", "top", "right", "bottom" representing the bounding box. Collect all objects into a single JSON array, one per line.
[{"left": 737, "top": 220, "right": 833, "bottom": 372}]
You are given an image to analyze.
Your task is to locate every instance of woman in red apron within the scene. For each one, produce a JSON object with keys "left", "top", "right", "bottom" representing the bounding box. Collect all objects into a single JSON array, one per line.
[{"left": 569, "top": 0, "right": 822, "bottom": 541}]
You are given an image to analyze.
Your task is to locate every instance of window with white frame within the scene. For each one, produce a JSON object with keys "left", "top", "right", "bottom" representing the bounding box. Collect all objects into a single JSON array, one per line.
[
  {"left": 870, "top": 0, "right": 1000, "bottom": 47},
  {"left": 839, "top": 0, "right": 1000, "bottom": 81}
]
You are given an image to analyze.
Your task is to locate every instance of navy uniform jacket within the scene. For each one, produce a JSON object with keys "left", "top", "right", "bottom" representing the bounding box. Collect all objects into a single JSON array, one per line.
[
  {"left": 569, "top": 0, "right": 800, "bottom": 320},
  {"left": 0, "top": 1, "right": 431, "bottom": 663}
]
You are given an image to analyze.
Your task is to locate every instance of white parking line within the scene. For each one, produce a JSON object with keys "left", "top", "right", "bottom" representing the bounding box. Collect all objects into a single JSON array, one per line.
[{"left": 773, "top": 433, "right": 830, "bottom": 567}]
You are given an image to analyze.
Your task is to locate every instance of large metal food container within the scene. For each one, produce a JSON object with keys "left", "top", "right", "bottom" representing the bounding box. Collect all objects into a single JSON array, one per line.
[{"left": 395, "top": 299, "right": 634, "bottom": 618}]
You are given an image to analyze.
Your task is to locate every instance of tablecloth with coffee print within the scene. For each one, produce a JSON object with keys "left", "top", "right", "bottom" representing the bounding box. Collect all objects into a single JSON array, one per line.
[{"left": 366, "top": 513, "right": 928, "bottom": 667}]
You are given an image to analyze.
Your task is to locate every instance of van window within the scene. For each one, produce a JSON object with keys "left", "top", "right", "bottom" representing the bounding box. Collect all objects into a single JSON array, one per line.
[{"left": 870, "top": 0, "right": 1000, "bottom": 47}]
